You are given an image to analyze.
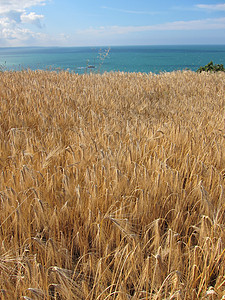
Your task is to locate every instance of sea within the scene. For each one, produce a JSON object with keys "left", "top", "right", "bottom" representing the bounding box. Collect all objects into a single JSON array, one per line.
[{"left": 0, "top": 45, "right": 225, "bottom": 74}]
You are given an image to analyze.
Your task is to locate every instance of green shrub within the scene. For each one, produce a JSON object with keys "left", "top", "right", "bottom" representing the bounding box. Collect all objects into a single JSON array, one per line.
[{"left": 197, "top": 61, "right": 225, "bottom": 73}]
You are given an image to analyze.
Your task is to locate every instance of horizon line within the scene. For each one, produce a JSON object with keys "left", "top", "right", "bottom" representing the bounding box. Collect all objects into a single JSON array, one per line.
[{"left": 1, "top": 43, "right": 225, "bottom": 49}]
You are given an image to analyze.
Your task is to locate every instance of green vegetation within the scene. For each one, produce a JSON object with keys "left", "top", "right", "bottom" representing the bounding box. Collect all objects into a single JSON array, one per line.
[{"left": 197, "top": 61, "right": 225, "bottom": 73}]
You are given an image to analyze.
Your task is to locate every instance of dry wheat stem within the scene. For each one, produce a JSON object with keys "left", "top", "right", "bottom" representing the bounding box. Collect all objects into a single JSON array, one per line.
[{"left": 0, "top": 70, "right": 224, "bottom": 299}]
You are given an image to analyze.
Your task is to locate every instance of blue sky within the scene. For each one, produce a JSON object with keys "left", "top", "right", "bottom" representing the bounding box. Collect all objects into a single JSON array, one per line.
[{"left": 0, "top": 0, "right": 225, "bottom": 46}]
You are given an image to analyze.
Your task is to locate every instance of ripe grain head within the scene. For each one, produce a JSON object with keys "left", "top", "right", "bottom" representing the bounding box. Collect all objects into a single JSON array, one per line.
[{"left": 0, "top": 70, "right": 225, "bottom": 298}]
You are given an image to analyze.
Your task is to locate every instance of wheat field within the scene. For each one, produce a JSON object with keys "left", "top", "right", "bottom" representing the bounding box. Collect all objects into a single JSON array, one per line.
[{"left": 0, "top": 70, "right": 225, "bottom": 299}]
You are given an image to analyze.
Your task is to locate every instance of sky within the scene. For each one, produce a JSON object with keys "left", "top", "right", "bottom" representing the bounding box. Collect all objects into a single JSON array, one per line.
[{"left": 0, "top": 0, "right": 225, "bottom": 47}]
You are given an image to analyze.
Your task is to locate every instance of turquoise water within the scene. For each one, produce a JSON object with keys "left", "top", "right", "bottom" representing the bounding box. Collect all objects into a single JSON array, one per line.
[{"left": 0, "top": 45, "right": 225, "bottom": 74}]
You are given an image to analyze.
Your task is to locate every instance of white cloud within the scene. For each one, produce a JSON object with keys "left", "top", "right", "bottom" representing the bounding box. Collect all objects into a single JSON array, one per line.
[
  {"left": 2, "top": 27, "right": 32, "bottom": 40},
  {"left": 0, "top": 0, "right": 48, "bottom": 45},
  {"left": 154, "top": 17, "right": 225, "bottom": 31},
  {"left": 77, "top": 17, "right": 225, "bottom": 36},
  {"left": 196, "top": 4, "right": 225, "bottom": 11},
  {"left": 3, "top": 10, "right": 22, "bottom": 23},
  {"left": 21, "top": 12, "right": 44, "bottom": 28},
  {"left": 0, "top": 0, "right": 47, "bottom": 14},
  {"left": 101, "top": 6, "right": 161, "bottom": 15}
]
